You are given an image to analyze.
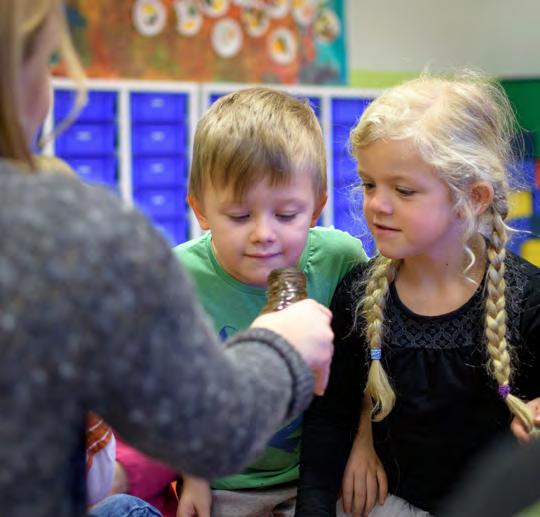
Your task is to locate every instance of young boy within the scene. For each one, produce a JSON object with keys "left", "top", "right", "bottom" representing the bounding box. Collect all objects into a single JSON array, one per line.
[
  {"left": 115, "top": 87, "right": 368, "bottom": 517},
  {"left": 176, "top": 87, "right": 368, "bottom": 517}
]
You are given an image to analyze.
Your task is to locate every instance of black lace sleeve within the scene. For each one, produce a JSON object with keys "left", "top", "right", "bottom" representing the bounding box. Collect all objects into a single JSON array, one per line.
[{"left": 515, "top": 257, "right": 540, "bottom": 399}]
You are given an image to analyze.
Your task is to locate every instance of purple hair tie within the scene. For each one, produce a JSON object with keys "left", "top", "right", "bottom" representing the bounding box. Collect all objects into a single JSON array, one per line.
[{"left": 498, "top": 384, "right": 512, "bottom": 399}]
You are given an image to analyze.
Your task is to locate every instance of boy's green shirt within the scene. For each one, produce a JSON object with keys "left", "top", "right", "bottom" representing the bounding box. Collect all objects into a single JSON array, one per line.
[{"left": 173, "top": 226, "right": 368, "bottom": 489}]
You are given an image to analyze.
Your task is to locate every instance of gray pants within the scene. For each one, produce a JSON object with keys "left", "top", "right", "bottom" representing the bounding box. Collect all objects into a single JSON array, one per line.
[
  {"left": 209, "top": 487, "right": 430, "bottom": 517},
  {"left": 337, "top": 494, "right": 432, "bottom": 517},
  {"left": 211, "top": 485, "right": 296, "bottom": 517}
]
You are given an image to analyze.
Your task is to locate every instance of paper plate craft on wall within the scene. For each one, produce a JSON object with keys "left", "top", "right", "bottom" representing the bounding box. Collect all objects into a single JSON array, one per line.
[
  {"left": 262, "top": 0, "right": 290, "bottom": 19},
  {"left": 268, "top": 27, "right": 297, "bottom": 65},
  {"left": 232, "top": 0, "right": 254, "bottom": 6},
  {"left": 292, "top": 0, "right": 319, "bottom": 26},
  {"left": 212, "top": 18, "right": 243, "bottom": 58},
  {"left": 242, "top": 7, "right": 269, "bottom": 37},
  {"left": 132, "top": 0, "right": 167, "bottom": 37},
  {"left": 201, "top": 0, "right": 230, "bottom": 18},
  {"left": 174, "top": 0, "right": 203, "bottom": 36},
  {"left": 314, "top": 8, "right": 340, "bottom": 43}
]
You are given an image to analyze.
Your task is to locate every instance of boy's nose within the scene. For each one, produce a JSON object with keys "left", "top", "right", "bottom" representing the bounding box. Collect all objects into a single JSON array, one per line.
[{"left": 250, "top": 218, "right": 276, "bottom": 243}]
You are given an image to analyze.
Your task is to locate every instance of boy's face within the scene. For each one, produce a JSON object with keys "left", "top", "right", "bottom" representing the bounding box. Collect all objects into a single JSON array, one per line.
[{"left": 190, "top": 169, "right": 326, "bottom": 287}]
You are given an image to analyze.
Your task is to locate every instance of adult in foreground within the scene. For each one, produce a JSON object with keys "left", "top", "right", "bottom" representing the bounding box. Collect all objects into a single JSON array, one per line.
[{"left": 0, "top": 1, "right": 334, "bottom": 515}]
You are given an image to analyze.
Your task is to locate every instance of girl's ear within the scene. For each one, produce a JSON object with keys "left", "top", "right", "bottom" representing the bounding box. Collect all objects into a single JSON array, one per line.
[
  {"left": 470, "top": 181, "right": 494, "bottom": 216},
  {"left": 188, "top": 194, "right": 210, "bottom": 231},
  {"left": 311, "top": 192, "right": 328, "bottom": 226}
]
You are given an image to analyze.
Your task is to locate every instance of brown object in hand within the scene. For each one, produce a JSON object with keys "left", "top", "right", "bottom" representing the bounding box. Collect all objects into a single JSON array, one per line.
[{"left": 261, "top": 267, "right": 307, "bottom": 314}]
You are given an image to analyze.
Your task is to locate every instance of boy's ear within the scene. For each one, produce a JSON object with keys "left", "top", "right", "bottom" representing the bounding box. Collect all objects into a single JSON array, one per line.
[
  {"left": 470, "top": 181, "right": 494, "bottom": 216},
  {"left": 311, "top": 193, "right": 328, "bottom": 226},
  {"left": 188, "top": 194, "right": 210, "bottom": 231}
]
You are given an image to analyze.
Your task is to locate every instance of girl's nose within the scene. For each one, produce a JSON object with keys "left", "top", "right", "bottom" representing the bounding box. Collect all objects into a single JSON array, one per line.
[{"left": 366, "top": 190, "right": 393, "bottom": 214}]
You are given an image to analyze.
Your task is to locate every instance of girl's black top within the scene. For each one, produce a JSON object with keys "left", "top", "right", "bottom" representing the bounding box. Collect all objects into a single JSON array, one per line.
[{"left": 296, "top": 252, "right": 540, "bottom": 515}]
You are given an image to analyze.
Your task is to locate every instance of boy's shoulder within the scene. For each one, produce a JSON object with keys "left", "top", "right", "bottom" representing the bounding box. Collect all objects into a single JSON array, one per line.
[
  {"left": 308, "top": 226, "right": 368, "bottom": 259},
  {"left": 173, "top": 233, "right": 209, "bottom": 260}
]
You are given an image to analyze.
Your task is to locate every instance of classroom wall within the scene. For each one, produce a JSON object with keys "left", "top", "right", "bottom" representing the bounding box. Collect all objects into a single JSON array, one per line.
[{"left": 346, "top": 0, "right": 540, "bottom": 87}]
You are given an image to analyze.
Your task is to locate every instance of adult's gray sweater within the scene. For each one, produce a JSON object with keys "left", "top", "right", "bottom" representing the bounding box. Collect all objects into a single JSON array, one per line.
[{"left": 0, "top": 161, "right": 314, "bottom": 516}]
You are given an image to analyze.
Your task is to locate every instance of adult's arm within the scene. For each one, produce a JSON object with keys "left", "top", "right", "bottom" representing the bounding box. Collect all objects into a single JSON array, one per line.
[{"left": 48, "top": 181, "right": 316, "bottom": 479}]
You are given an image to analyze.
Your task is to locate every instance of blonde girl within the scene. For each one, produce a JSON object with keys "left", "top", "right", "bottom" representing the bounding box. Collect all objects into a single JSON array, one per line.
[
  {"left": 0, "top": 2, "right": 335, "bottom": 516},
  {"left": 296, "top": 73, "right": 540, "bottom": 517}
]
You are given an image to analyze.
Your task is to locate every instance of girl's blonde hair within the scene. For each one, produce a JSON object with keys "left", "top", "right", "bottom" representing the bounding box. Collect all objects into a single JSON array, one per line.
[
  {"left": 189, "top": 87, "right": 327, "bottom": 202},
  {"left": 0, "top": 0, "right": 85, "bottom": 169},
  {"left": 351, "top": 72, "right": 535, "bottom": 431}
]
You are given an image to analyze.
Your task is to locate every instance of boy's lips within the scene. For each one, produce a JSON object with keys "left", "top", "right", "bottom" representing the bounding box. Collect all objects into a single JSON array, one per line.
[{"left": 244, "top": 252, "right": 281, "bottom": 259}]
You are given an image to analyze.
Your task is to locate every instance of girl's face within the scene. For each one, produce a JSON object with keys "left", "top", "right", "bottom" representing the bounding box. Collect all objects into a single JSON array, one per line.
[
  {"left": 358, "top": 138, "right": 463, "bottom": 263},
  {"left": 17, "top": 13, "right": 59, "bottom": 145}
]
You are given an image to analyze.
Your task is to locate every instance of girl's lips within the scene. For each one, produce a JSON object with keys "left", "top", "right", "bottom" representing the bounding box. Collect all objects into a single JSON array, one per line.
[{"left": 374, "top": 222, "right": 399, "bottom": 231}]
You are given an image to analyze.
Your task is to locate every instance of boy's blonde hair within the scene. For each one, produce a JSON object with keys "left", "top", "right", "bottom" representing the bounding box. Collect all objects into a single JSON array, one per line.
[
  {"left": 0, "top": 0, "right": 85, "bottom": 168},
  {"left": 189, "top": 87, "right": 327, "bottom": 202},
  {"left": 351, "top": 72, "right": 535, "bottom": 431}
]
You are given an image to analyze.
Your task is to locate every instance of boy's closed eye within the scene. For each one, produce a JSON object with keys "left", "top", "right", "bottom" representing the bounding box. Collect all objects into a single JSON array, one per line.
[
  {"left": 227, "top": 213, "right": 250, "bottom": 222},
  {"left": 276, "top": 213, "right": 298, "bottom": 222}
]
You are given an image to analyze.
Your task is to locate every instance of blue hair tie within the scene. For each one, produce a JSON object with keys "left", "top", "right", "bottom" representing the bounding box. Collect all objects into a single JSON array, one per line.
[{"left": 370, "top": 348, "right": 382, "bottom": 361}]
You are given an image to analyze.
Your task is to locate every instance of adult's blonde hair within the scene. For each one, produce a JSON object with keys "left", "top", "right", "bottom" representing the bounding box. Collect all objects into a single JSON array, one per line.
[
  {"left": 351, "top": 72, "right": 535, "bottom": 431},
  {"left": 0, "top": 0, "right": 85, "bottom": 168},
  {"left": 189, "top": 87, "right": 327, "bottom": 202}
]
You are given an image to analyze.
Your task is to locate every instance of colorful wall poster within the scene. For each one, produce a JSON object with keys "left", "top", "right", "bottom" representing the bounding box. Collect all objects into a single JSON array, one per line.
[{"left": 58, "top": 0, "right": 347, "bottom": 85}]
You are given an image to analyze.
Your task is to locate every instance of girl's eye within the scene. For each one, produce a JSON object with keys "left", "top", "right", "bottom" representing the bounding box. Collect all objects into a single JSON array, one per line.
[
  {"left": 276, "top": 213, "right": 297, "bottom": 221},
  {"left": 360, "top": 181, "right": 375, "bottom": 191},
  {"left": 396, "top": 187, "right": 416, "bottom": 197}
]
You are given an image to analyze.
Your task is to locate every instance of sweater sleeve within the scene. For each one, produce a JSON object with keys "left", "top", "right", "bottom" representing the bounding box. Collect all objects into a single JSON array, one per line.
[
  {"left": 63, "top": 190, "right": 315, "bottom": 479},
  {"left": 295, "top": 267, "right": 369, "bottom": 516}
]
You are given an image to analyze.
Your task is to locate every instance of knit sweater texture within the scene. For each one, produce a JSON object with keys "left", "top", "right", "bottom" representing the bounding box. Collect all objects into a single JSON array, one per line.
[{"left": 0, "top": 161, "right": 314, "bottom": 516}]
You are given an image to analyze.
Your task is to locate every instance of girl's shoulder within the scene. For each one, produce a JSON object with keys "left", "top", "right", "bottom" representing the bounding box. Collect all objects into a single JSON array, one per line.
[
  {"left": 505, "top": 252, "right": 540, "bottom": 302},
  {"left": 331, "top": 259, "right": 376, "bottom": 314}
]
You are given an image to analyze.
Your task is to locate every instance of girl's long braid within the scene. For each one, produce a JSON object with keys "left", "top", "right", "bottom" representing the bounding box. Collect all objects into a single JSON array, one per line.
[
  {"left": 361, "top": 255, "right": 399, "bottom": 421},
  {"left": 485, "top": 208, "right": 535, "bottom": 431}
]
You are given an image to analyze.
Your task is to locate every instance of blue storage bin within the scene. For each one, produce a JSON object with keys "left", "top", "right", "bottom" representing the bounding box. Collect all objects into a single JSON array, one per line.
[
  {"left": 332, "top": 125, "right": 352, "bottom": 151},
  {"left": 134, "top": 188, "right": 187, "bottom": 218},
  {"left": 532, "top": 188, "right": 540, "bottom": 214},
  {"left": 131, "top": 124, "right": 186, "bottom": 156},
  {"left": 333, "top": 151, "right": 358, "bottom": 187},
  {"left": 332, "top": 188, "right": 376, "bottom": 257},
  {"left": 54, "top": 90, "right": 117, "bottom": 122},
  {"left": 152, "top": 217, "right": 189, "bottom": 246},
  {"left": 332, "top": 98, "right": 372, "bottom": 125},
  {"left": 308, "top": 97, "right": 321, "bottom": 119},
  {"left": 507, "top": 217, "right": 534, "bottom": 254},
  {"left": 131, "top": 93, "right": 188, "bottom": 123},
  {"left": 521, "top": 158, "right": 535, "bottom": 187},
  {"left": 209, "top": 93, "right": 227, "bottom": 105},
  {"left": 65, "top": 156, "right": 117, "bottom": 186},
  {"left": 132, "top": 156, "right": 187, "bottom": 188},
  {"left": 55, "top": 123, "right": 116, "bottom": 156}
]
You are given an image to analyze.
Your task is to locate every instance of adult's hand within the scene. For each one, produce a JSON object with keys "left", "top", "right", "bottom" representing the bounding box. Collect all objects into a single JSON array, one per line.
[{"left": 251, "top": 299, "right": 333, "bottom": 395}]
